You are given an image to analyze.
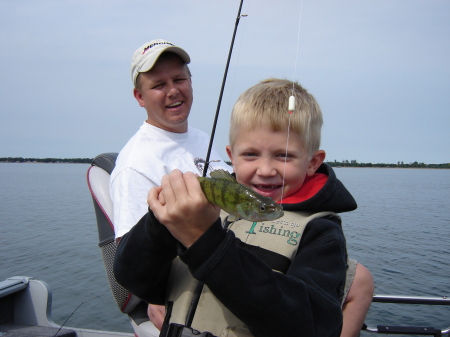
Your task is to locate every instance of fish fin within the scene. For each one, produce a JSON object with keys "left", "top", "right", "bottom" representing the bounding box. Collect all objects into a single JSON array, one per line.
[
  {"left": 236, "top": 202, "right": 252, "bottom": 221},
  {"left": 224, "top": 214, "right": 238, "bottom": 229},
  {"left": 210, "top": 169, "right": 236, "bottom": 182}
]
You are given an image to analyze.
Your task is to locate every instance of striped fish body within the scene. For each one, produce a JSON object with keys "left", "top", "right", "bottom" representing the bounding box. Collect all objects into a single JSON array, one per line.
[{"left": 197, "top": 170, "right": 283, "bottom": 222}]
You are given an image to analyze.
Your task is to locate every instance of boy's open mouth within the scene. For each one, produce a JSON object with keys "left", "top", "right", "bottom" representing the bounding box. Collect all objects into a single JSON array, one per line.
[
  {"left": 254, "top": 184, "right": 281, "bottom": 190},
  {"left": 253, "top": 184, "right": 282, "bottom": 195}
]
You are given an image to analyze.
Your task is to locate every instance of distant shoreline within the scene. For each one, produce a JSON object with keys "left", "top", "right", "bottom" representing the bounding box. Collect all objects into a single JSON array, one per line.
[
  {"left": 325, "top": 162, "right": 449, "bottom": 169},
  {"left": 332, "top": 166, "right": 447, "bottom": 170},
  {"left": 0, "top": 161, "right": 89, "bottom": 164},
  {"left": 0, "top": 158, "right": 92, "bottom": 164},
  {"left": 0, "top": 157, "right": 449, "bottom": 169}
]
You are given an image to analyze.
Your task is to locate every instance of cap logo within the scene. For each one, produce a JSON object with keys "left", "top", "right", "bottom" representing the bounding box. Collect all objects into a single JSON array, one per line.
[{"left": 142, "top": 41, "right": 175, "bottom": 55}]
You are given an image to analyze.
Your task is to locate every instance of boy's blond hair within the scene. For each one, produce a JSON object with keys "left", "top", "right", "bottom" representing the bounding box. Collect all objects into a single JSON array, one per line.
[{"left": 229, "top": 78, "right": 323, "bottom": 158}]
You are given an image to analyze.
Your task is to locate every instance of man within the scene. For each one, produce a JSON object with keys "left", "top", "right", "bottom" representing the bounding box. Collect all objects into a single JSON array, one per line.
[
  {"left": 111, "top": 39, "right": 229, "bottom": 240},
  {"left": 110, "top": 40, "right": 230, "bottom": 329}
]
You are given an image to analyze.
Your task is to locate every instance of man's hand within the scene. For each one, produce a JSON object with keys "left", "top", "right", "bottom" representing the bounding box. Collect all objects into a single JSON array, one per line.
[
  {"left": 148, "top": 304, "right": 165, "bottom": 330},
  {"left": 148, "top": 170, "right": 220, "bottom": 248}
]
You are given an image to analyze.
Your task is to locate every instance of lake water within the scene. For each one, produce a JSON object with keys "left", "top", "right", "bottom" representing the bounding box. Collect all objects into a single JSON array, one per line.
[{"left": 0, "top": 163, "right": 449, "bottom": 335}]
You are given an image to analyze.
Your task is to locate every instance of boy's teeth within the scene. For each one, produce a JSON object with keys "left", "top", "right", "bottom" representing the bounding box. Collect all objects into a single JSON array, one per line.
[{"left": 255, "top": 185, "right": 279, "bottom": 190}]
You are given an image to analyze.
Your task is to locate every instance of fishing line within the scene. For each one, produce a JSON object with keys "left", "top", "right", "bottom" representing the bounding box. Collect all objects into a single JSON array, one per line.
[
  {"left": 280, "top": 0, "right": 304, "bottom": 204},
  {"left": 291, "top": 0, "right": 304, "bottom": 93}
]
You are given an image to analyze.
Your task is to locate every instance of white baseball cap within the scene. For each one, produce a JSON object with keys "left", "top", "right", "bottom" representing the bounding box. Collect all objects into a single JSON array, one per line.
[{"left": 131, "top": 39, "right": 190, "bottom": 87}]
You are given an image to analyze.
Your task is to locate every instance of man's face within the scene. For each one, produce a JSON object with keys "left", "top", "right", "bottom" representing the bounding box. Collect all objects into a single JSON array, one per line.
[{"left": 134, "top": 54, "right": 193, "bottom": 133}]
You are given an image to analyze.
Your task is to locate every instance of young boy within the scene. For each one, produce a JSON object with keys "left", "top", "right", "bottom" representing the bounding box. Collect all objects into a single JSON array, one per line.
[{"left": 114, "top": 78, "right": 368, "bottom": 337}]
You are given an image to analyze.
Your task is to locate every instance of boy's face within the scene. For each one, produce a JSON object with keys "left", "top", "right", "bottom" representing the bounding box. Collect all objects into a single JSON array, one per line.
[{"left": 226, "top": 126, "right": 324, "bottom": 202}]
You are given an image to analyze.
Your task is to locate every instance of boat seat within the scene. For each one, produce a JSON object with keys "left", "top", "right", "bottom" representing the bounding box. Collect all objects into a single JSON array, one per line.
[
  {"left": 87, "top": 153, "right": 159, "bottom": 337},
  {"left": 0, "top": 276, "right": 77, "bottom": 337}
]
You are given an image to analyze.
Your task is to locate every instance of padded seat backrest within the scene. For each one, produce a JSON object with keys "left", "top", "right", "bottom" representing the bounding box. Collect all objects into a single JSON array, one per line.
[{"left": 87, "top": 152, "right": 140, "bottom": 313}]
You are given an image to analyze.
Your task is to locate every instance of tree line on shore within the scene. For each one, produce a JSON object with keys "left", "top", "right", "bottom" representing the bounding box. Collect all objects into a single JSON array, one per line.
[
  {"left": 0, "top": 157, "right": 92, "bottom": 164},
  {"left": 325, "top": 160, "right": 449, "bottom": 169},
  {"left": 0, "top": 157, "right": 449, "bottom": 169}
]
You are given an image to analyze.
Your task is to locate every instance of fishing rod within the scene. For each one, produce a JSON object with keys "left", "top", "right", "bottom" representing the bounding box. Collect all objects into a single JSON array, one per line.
[
  {"left": 182, "top": 0, "right": 246, "bottom": 332},
  {"left": 53, "top": 301, "right": 84, "bottom": 337},
  {"left": 202, "top": 0, "right": 246, "bottom": 178}
]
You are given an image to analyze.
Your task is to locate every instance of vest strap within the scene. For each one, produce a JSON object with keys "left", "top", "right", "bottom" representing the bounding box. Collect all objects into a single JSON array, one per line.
[{"left": 235, "top": 238, "right": 291, "bottom": 273}]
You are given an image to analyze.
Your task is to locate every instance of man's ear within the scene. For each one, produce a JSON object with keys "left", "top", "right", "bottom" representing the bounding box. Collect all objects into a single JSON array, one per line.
[
  {"left": 133, "top": 88, "right": 145, "bottom": 107},
  {"left": 307, "top": 150, "right": 326, "bottom": 176}
]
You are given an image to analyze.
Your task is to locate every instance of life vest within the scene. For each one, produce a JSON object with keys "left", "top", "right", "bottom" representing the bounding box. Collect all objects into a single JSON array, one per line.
[{"left": 165, "top": 210, "right": 336, "bottom": 337}]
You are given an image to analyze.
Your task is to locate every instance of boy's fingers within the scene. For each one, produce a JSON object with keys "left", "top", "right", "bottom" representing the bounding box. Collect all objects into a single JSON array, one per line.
[
  {"left": 158, "top": 190, "right": 166, "bottom": 205},
  {"left": 160, "top": 170, "right": 183, "bottom": 205},
  {"left": 146, "top": 170, "right": 219, "bottom": 248},
  {"left": 183, "top": 171, "right": 204, "bottom": 199},
  {"left": 148, "top": 186, "right": 163, "bottom": 209},
  {"left": 164, "top": 170, "right": 201, "bottom": 203}
]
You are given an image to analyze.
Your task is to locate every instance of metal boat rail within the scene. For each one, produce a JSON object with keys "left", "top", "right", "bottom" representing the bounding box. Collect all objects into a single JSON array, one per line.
[
  {"left": 363, "top": 294, "right": 450, "bottom": 336},
  {"left": 1, "top": 276, "right": 449, "bottom": 336}
]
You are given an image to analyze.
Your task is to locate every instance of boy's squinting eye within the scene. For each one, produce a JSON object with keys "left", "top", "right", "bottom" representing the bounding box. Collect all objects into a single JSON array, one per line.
[
  {"left": 277, "top": 152, "right": 294, "bottom": 159},
  {"left": 242, "top": 152, "right": 258, "bottom": 158}
]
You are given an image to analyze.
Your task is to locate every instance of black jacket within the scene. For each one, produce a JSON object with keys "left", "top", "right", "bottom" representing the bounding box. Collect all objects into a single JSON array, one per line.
[{"left": 114, "top": 164, "right": 357, "bottom": 337}]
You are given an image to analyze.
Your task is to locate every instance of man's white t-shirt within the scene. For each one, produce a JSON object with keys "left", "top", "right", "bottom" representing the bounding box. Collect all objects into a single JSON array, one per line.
[{"left": 110, "top": 122, "right": 230, "bottom": 238}]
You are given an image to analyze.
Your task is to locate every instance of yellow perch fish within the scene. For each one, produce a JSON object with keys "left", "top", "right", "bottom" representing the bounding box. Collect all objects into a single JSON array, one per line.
[{"left": 197, "top": 169, "right": 284, "bottom": 222}]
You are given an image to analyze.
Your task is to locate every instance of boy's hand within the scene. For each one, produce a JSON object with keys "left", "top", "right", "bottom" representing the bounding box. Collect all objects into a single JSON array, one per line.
[{"left": 148, "top": 169, "right": 220, "bottom": 248}]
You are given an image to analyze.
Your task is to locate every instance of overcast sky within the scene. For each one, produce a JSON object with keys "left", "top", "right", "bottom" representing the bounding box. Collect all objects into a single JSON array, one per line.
[{"left": 1, "top": 0, "right": 449, "bottom": 164}]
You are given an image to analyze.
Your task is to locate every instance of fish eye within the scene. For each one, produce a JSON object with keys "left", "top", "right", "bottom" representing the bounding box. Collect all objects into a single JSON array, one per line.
[{"left": 259, "top": 205, "right": 265, "bottom": 212}]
